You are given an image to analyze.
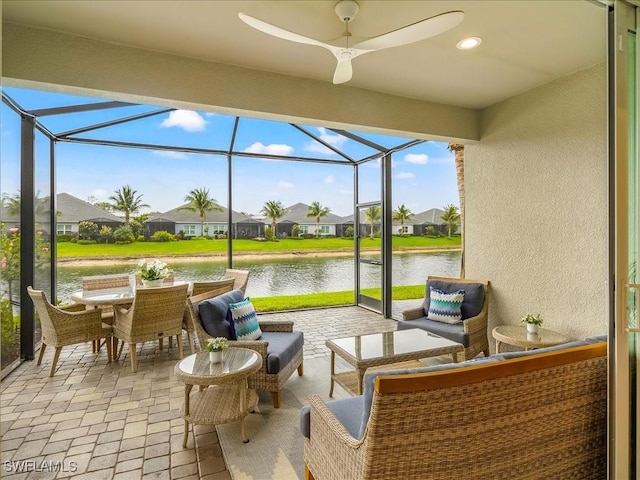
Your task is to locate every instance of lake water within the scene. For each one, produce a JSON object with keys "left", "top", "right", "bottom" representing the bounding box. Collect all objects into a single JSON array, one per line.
[{"left": 56, "top": 251, "right": 461, "bottom": 300}]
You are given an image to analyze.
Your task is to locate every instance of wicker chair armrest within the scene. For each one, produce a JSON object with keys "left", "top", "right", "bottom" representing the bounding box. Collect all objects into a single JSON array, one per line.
[
  {"left": 462, "top": 312, "right": 488, "bottom": 334},
  {"left": 402, "top": 306, "right": 425, "bottom": 321},
  {"left": 308, "top": 394, "right": 363, "bottom": 447},
  {"left": 257, "top": 320, "right": 294, "bottom": 332}
]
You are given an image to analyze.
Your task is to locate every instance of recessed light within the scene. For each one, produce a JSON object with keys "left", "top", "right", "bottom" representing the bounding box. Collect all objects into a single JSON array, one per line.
[{"left": 456, "top": 37, "right": 482, "bottom": 50}]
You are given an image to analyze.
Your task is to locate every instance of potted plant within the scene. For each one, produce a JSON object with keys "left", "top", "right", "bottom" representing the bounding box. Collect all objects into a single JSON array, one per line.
[
  {"left": 521, "top": 313, "right": 543, "bottom": 334},
  {"left": 135, "top": 258, "right": 171, "bottom": 287},
  {"left": 206, "top": 337, "right": 229, "bottom": 363}
]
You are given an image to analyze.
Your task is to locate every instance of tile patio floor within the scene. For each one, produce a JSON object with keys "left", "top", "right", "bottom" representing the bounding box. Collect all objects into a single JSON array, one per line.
[{"left": 0, "top": 301, "right": 415, "bottom": 479}]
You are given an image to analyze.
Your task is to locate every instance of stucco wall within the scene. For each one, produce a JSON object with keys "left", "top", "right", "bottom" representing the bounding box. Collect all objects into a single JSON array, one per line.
[{"left": 464, "top": 63, "right": 607, "bottom": 346}]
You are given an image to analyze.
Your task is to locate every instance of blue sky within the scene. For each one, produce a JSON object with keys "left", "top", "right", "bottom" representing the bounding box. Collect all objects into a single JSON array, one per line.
[{"left": 1, "top": 86, "right": 459, "bottom": 217}]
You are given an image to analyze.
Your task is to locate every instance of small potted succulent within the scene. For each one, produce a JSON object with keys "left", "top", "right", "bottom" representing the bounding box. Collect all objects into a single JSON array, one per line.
[
  {"left": 521, "top": 313, "right": 543, "bottom": 334},
  {"left": 206, "top": 337, "right": 229, "bottom": 363}
]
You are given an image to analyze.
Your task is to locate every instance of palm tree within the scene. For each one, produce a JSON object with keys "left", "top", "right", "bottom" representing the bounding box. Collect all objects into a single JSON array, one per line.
[
  {"left": 448, "top": 143, "right": 465, "bottom": 275},
  {"left": 440, "top": 204, "right": 460, "bottom": 238},
  {"left": 261, "top": 200, "right": 286, "bottom": 237},
  {"left": 364, "top": 205, "right": 381, "bottom": 239},
  {"left": 178, "top": 188, "right": 223, "bottom": 236},
  {"left": 306, "top": 201, "right": 331, "bottom": 238},
  {"left": 108, "top": 185, "right": 149, "bottom": 224},
  {"left": 392, "top": 204, "right": 414, "bottom": 234}
]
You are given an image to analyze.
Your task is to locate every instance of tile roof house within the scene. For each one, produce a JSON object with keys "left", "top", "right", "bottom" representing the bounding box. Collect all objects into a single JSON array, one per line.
[
  {"left": 43, "top": 193, "right": 124, "bottom": 236},
  {"left": 275, "top": 203, "right": 346, "bottom": 237}
]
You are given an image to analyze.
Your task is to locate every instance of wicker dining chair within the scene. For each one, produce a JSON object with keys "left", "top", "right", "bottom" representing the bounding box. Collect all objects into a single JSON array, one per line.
[
  {"left": 186, "top": 289, "right": 303, "bottom": 408},
  {"left": 191, "top": 278, "right": 236, "bottom": 297},
  {"left": 182, "top": 278, "right": 235, "bottom": 353},
  {"left": 81, "top": 273, "right": 132, "bottom": 353},
  {"left": 28, "top": 286, "right": 113, "bottom": 377},
  {"left": 113, "top": 283, "right": 189, "bottom": 372},
  {"left": 222, "top": 269, "right": 250, "bottom": 294}
]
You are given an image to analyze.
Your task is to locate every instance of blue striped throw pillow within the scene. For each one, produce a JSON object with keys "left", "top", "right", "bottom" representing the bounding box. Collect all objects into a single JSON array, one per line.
[
  {"left": 227, "top": 298, "right": 262, "bottom": 341},
  {"left": 428, "top": 287, "right": 465, "bottom": 324}
]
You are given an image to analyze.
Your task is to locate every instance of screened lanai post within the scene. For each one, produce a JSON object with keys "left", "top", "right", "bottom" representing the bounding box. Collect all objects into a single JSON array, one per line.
[{"left": 448, "top": 143, "right": 465, "bottom": 278}]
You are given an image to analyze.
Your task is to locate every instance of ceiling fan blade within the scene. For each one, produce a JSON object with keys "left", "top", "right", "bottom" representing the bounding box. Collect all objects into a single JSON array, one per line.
[
  {"left": 333, "top": 58, "right": 353, "bottom": 84},
  {"left": 353, "top": 10, "right": 464, "bottom": 51},
  {"left": 239, "top": 12, "right": 334, "bottom": 51}
]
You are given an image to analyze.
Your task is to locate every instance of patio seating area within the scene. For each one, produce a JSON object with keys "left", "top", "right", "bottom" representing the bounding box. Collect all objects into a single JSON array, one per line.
[{"left": 0, "top": 304, "right": 401, "bottom": 479}]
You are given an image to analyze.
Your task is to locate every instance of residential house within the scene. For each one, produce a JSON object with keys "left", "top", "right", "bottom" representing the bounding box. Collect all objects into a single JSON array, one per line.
[
  {"left": 149, "top": 203, "right": 264, "bottom": 239},
  {"left": 275, "top": 203, "right": 345, "bottom": 237}
]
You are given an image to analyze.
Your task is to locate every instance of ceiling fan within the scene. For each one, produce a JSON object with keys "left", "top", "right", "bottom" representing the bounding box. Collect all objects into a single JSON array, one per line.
[{"left": 239, "top": 1, "right": 464, "bottom": 85}]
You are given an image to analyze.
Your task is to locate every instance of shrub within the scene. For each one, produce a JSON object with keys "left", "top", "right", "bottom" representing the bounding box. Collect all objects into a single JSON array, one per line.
[
  {"left": 425, "top": 226, "right": 438, "bottom": 237},
  {"left": 265, "top": 226, "right": 275, "bottom": 241},
  {"left": 77, "top": 239, "right": 97, "bottom": 245},
  {"left": 113, "top": 225, "right": 135, "bottom": 244},
  {"left": 301, "top": 233, "right": 315, "bottom": 239},
  {"left": 97, "top": 225, "right": 113, "bottom": 244},
  {"left": 150, "top": 230, "right": 175, "bottom": 242},
  {"left": 344, "top": 226, "right": 354, "bottom": 238},
  {"left": 56, "top": 234, "right": 74, "bottom": 242},
  {"left": 292, "top": 224, "right": 300, "bottom": 237},
  {"left": 78, "top": 221, "right": 98, "bottom": 240}
]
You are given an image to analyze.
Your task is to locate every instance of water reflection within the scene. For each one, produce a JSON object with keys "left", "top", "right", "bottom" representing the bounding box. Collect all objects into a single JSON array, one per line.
[{"left": 56, "top": 251, "right": 461, "bottom": 301}]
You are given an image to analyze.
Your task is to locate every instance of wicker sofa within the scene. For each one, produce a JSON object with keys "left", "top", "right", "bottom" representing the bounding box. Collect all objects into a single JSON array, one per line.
[{"left": 301, "top": 336, "right": 607, "bottom": 480}]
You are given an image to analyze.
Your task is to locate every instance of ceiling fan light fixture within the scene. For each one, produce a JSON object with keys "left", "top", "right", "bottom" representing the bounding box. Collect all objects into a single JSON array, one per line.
[{"left": 457, "top": 36, "right": 482, "bottom": 50}]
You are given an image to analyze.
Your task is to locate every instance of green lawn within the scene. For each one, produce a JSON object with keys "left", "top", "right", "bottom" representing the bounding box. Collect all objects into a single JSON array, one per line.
[
  {"left": 251, "top": 284, "right": 424, "bottom": 311},
  {"left": 57, "top": 236, "right": 461, "bottom": 258}
]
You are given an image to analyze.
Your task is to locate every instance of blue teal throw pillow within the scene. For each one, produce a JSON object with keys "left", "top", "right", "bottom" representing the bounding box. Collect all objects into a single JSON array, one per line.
[
  {"left": 227, "top": 298, "right": 262, "bottom": 341},
  {"left": 427, "top": 287, "right": 465, "bottom": 324}
]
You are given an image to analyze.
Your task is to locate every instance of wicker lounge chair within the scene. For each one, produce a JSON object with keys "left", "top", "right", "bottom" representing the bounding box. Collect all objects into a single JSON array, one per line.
[
  {"left": 398, "top": 276, "right": 490, "bottom": 361},
  {"left": 186, "top": 289, "right": 304, "bottom": 408},
  {"left": 28, "top": 286, "right": 113, "bottom": 377},
  {"left": 114, "top": 283, "right": 189, "bottom": 372},
  {"left": 183, "top": 278, "right": 236, "bottom": 353},
  {"left": 301, "top": 337, "right": 607, "bottom": 480}
]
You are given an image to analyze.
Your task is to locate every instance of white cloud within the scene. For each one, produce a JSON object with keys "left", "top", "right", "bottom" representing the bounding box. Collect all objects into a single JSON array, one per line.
[
  {"left": 153, "top": 150, "right": 188, "bottom": 159},
  {"left": 395, "top": 172, "right": 415, "bottom": 179},
  {"left": 324, "top": 175, "right": 335, "bottom": 184},
  {"left": 278, "top": 181, "right": 294, "bottom": 189},
  {"left": 243, "top": 142, "right": 294, "bottom": 156},
  {"left": 91, "top": 189, "right": 107, "bottom": 198},
  {"left": 404, "top": 153, "right": 429, "bottom": 164},
  {"left": 304, "top": 128, "right": 348, "bottom": 155},
  {"left": 160, "top": 110, "right": 207, "bottom": 132}
]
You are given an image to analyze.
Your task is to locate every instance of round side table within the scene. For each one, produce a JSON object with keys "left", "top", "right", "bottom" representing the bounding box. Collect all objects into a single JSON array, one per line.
[
  {"left": 492, "top": 325, "right": 572, "bottom": 353},
  {"left": 174, "top": 347, "right": 262, "bottom": 447}
]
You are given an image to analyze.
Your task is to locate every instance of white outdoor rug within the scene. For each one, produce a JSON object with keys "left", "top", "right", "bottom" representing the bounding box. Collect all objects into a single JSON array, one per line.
[{"left": 216, "top": 355, "right": 346, "bottom": 480}]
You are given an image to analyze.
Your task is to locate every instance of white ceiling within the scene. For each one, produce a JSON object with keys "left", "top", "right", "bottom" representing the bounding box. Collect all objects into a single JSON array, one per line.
[{"left": 2, "top": 0, "right": 607, "bottom": 110}]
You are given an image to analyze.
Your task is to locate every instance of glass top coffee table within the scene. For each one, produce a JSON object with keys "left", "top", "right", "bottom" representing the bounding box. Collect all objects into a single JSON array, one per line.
[{"left": 326, "top": 329, "right": 464, "bottom": 396}]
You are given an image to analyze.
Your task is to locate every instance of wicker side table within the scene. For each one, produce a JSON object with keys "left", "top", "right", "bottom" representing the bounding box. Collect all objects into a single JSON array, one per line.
[
  {"left": 174, "top": 348, "right": 262, "bottom": 447},
  {"left": 492, "top": 325, "right": 572, "bottom": 353}
]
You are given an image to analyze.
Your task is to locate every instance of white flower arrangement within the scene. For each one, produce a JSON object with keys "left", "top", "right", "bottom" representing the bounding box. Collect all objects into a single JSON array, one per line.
[
  {"left": 521, "top": 313, "right": 543, "bottom": 326},
  {"left": 135, "top": 258, "right": 171, "bottom": 281},
  {"left": 206, "top": 337, "right": 229, "bottom": 352}
]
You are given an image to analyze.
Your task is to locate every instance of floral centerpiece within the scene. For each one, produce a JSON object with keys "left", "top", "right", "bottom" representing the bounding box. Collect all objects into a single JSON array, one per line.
[
  {"left": 135, "top": 258, "right": 171, "bottom": 287},
  {"left": 521, "top": 313, "right": 543, "bottom": 334},
  {"left": 206, "top": 337, "right": 228, "bottom": 363}
]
